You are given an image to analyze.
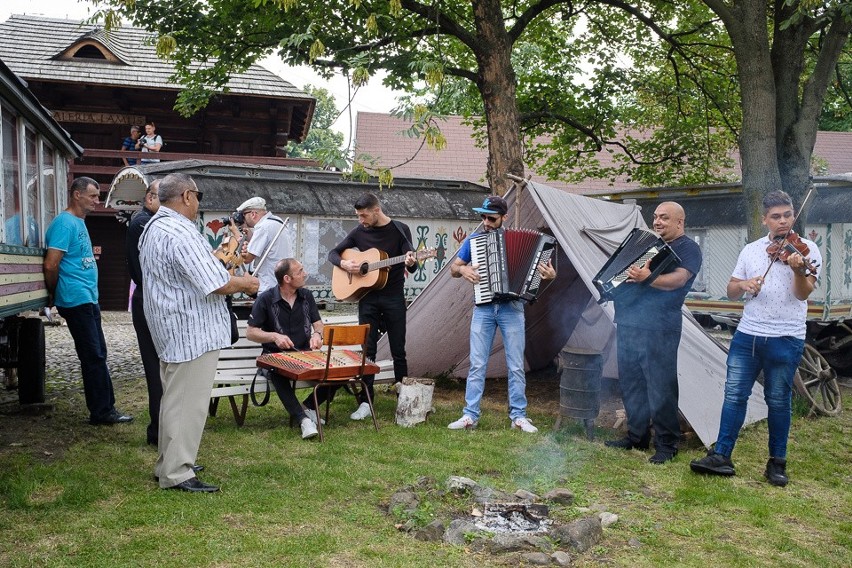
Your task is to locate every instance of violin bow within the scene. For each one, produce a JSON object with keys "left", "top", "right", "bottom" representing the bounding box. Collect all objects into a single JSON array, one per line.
[
  {"left": 760, "top": 184, "right": 818, "bottom": 282},
  {"left": 251, "top": 217, "right": 290, "bottom": 275}
]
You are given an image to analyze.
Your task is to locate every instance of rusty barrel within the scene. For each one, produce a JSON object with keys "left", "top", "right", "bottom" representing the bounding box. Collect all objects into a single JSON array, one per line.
[{"left": 558, "top": 347, "right": 602, "bottom": 420}]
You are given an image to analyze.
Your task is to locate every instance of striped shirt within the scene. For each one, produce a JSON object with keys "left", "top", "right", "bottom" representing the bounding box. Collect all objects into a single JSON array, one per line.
[{"left": 139, "top": 206, "right": 231, "bottom": 362}]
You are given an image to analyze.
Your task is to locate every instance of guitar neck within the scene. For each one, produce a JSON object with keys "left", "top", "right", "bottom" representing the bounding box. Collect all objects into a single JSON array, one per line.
[{"left": 369, "top": 253, "right": 410, "bottom": 272}]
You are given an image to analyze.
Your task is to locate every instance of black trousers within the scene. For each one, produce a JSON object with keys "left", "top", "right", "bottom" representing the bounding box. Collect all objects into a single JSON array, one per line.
[
  {"left": 131, "top": 288, "right": 162, "bottom": 444},
  {"left": 357, "top": 292, "right": 408, "bottom": 404},
  {"left": 268, "top": 371, "right": 334, "bottom": 419},
  {"left": 616, "top": 323, "right": 682, "bottom": 452}
]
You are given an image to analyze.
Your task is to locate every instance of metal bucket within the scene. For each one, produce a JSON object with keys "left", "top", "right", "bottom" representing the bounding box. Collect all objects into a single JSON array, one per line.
[{"left": 558, "top": 347, "right": 602, "bottom": 420}]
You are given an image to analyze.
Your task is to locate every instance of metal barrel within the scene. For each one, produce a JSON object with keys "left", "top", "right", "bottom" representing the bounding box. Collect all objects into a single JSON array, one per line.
[{"left": 558, "top": 347, "right": 602, "bottom": 420}]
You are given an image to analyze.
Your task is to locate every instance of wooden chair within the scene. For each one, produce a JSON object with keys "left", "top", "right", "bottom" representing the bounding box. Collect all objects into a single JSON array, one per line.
[{"left": 303, "top": 324, "right": 380, "bottom": 442}]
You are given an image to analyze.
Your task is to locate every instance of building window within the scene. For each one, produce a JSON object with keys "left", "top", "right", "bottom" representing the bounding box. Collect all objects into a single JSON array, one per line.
[
  {"left": 41, "top": 143, "right": 57, "bottom": 238},
  {"left": 2, "top": 107, "right": 22, "bottom": 246},
  {"left": 24, "top": 126, "right": 41, "bottom": 247},
  {"left": 686, "top": 229, "right": 707, "bottom": 293}
]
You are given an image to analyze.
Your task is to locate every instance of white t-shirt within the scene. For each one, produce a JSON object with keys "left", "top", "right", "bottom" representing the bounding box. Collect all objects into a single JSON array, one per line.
[
  {"left": 247, "top": 212, "right": 292, "bottom": 293},
  {"left": 733, "top": 234, "right": 821, "bottom": 339}
]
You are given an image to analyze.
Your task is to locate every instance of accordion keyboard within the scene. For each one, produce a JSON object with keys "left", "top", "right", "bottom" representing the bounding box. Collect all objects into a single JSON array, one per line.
[
  {"left": 470, "top": 233, "right": 494, "bottom": 304},
  {"left": 610, "top": 246, "right": 662, "bottom": 287}
]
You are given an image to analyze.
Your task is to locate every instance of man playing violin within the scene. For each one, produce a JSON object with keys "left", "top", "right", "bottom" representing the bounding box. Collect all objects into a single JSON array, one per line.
[
  {"left": 691, "top": 190, "right": 821, "bottom": 487},
  {"left": 236, "top": 197, "right": 292, "bottom": 293}
]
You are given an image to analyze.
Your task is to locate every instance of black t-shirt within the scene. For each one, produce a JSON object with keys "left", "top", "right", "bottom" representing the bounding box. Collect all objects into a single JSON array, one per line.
[
  {"left": 328, "top": 220, "right": 414, "bottom": 297},
  {"left": 126, "top": 207, "right": 155, "bottom": 287},
  {"left": 613, "top": 234, "right": 702, "bottom": 330},
  {"left": 247, "top": 287, "right": 321, "bottom": 353}
]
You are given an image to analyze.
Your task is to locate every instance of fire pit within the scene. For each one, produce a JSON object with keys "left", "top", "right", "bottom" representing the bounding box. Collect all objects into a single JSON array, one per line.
[{"left": 473, "top": 503, "right": 552, "bottom": 534}]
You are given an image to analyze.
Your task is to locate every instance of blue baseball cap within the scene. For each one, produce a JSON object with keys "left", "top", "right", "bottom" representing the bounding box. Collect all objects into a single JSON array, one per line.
[{"left": 472, "top": 195, "right": 508, "bottom": 216}]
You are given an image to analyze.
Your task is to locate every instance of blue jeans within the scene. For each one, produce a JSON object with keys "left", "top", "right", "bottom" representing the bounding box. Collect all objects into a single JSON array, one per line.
[
  {"left": 715, "top": 332, "right": 805, "bottom": 459},
  {"left": 57, "top": 303, "right": 116, "bottom": 421},
  {"left": 463, "top": 301, "right": 527, "bottom": 421}
]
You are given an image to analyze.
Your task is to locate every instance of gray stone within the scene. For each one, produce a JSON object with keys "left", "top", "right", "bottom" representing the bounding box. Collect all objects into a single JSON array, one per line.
[
  {"left": 472, "top": 485, "right": 513, "bottom": 504},
  {"left": 514, "top": 489, "right": 539, "bottom": 501},
  {"left": 598, "top": 512, "right": 618, "bottom": 528},
  {"left": 552, "top": 551, "right": 573, "bottom": 566},
  {"left": 446, "top": 476, "right": 478, "bottom": 493},
  {"left": 543, "top": 488, "right": 575, "bottom": 505},
  {"left": 443, "top": 519, "right": 482, "bottom": 546},
  {"left": 486, "top": 533, "right": 552, "bottom": 554},
  {"left": 414, "top": 519, "right": 445, "bottom": 542},
  {"left": 388, "top": 490, "right": 420, "bottom": 514},
  {"left": 628, "top": 537, "right": 642, "bottom": 548},
  {"left": 520, "top": 552, "right": 552, "bottom": 565},
  {"left": 548, "top": 516, "right": 602, "bottom": 552}
]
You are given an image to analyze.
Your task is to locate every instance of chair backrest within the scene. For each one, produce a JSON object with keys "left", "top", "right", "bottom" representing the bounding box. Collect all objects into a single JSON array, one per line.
[{"left": 323, "top": 324, "right": 370, "bottom": 348}]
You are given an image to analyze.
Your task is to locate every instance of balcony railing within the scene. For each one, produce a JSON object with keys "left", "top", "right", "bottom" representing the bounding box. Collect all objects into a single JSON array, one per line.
[{"left": 70, "top": 148, "right": 321, "bottom": 179}]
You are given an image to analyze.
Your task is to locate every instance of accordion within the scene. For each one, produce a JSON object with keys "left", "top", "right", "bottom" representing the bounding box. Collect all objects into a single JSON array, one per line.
[
  {"left": 592, "top": 228, "right": 680, "bottom": 303},
  {"left": 470, "top": 227, "right": 557, "bottom": 305}
]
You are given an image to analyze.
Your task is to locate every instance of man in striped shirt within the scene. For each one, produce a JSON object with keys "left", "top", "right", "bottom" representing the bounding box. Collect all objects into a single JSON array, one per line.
[{"left": 139, "top": 173, "right": 258, "bottom": 493}]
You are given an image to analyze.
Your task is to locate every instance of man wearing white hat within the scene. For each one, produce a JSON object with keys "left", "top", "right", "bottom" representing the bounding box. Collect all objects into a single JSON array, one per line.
[{"left": 236, "top": 197, "right": 292, "bottom": 293}]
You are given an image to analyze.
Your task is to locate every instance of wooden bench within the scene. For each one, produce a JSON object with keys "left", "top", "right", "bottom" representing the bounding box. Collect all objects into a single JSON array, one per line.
[{"left": 209, "top": 318, "right": 394, "bottom": 426}]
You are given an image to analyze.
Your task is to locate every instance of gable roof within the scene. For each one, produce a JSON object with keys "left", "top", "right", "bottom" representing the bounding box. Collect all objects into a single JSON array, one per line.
[
  {"left": 355, "top": 112, "right": 852, "bottom": 194},
  {"left": 0, "top": 14, "right": 313, "bottom": 101}
]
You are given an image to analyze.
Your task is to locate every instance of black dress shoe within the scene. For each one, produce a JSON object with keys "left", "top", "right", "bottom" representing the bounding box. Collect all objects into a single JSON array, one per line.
[
  {"left": 153, "top": 465, "right": 204, "bottom": 482},
  {"left": 165, "top": 477, "right": 219, "bottom": 493},
  {"left": 649, "top": 449, "right": 678, "bottom": 464},
  {"left": 604, "top": 436, "right": 650, "bottom": 450},
  {"left": 89, "top": 410, "right": 134, "bottom": 425}
]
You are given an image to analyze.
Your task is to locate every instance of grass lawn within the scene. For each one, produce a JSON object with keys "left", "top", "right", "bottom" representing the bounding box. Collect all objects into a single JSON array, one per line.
[{"left": 0, "top": 376, "right": 849, "bottom": 567}]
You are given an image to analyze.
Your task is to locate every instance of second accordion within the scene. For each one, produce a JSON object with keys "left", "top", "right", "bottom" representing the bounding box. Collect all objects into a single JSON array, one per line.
[
  {"left": 592, "top": 228, "right": 680, "bottom": 303},
  {"left": 470, "top": 227, "right": 557, "bottom": 305}
]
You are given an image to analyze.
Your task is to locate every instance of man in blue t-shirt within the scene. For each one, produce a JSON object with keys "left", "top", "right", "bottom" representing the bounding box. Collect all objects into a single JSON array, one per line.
[
  {"left": 120, "top": 125, "right": 141, "bottom": 165},
  {"left": 44, "top": 177, "right": 133, "bottom": 426},
  {"left": 606, "top": 202, "right": 702, "bottom": 464}
]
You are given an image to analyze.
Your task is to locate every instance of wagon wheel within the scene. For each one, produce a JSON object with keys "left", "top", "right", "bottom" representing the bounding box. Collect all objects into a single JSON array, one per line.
[{"left": 794, "top": 344, "right": 842, "bottom": 417}]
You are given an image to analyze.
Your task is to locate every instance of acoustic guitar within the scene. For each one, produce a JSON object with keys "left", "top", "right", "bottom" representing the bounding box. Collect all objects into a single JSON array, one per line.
[{"left": 332, "top": 248, "right": 437, "bottom": 302}]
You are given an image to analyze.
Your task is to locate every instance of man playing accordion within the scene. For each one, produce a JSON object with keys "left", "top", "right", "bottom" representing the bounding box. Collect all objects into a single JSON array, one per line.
[{"left": 447, "top": 195, "right": 556, "bottom": 433}]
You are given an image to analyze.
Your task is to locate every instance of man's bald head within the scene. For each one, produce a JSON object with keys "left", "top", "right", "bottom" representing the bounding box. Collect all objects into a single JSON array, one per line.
[{"left": 653, "top": 201, "right": 686, "bottom": 243}]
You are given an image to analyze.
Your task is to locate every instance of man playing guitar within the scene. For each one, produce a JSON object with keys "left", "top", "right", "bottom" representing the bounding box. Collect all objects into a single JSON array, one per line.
[{"left": 328, "top": 193, "right": 418, "bottom": 421}]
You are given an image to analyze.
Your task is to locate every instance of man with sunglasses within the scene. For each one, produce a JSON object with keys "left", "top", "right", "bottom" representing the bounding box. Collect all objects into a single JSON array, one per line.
[
  {"left": 448, "top": 195, "right": 556, "bottom": 433},
  {"left": 140, "top": 173, "right": 259, "bottom": 492},
  {"left": 235, "top": 197, "right": 292, "bottom": 293}
]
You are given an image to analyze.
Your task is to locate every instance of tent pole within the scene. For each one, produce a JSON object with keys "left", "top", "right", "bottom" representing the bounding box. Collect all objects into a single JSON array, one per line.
[{"left": 506, "top": 173, "right": 532, "bottom": 230}]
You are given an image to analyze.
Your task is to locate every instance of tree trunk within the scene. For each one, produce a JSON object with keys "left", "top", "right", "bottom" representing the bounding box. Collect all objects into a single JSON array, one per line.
[
  {"left": 723, "top": 1, "right": 782, "bottom": 240},
  {"left": 471, "top": 0, "right": 524, "bottom": 195}
]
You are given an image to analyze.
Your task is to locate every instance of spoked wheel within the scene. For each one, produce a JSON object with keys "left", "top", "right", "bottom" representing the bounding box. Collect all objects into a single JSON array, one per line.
[{"left": 794, "top": 344, "right": 842, "bottom": 417}]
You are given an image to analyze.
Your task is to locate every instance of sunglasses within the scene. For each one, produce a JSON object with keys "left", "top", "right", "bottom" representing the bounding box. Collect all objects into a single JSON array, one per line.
[
  {"left": 480, "top": 214, "right": 499, "bottom": 222},
  {"left": 186, "top": 189, "right": 203, "bottom": 202}
]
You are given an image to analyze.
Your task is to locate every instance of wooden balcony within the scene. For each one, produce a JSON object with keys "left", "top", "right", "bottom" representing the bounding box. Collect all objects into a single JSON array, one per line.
[{"left": 70, "top": 148, "right": 321, "bottom": 181}]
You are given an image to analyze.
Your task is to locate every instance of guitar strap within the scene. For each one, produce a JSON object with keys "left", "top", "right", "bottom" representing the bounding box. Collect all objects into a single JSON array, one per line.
[{"left": 392, "top": 219, "right": 415, "bottom": 253}]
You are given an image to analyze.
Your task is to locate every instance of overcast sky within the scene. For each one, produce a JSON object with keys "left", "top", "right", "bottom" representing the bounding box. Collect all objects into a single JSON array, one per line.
[{"left": 0, "top": 0, "right": 402, "bottom": 148}]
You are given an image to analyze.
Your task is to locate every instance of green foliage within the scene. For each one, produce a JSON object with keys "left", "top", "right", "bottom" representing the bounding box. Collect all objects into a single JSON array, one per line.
[{"left": 286, "top": 84, "right": 346, "bottom": 161}]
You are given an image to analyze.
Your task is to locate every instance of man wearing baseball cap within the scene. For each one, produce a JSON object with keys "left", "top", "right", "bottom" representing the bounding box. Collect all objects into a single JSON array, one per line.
[
  {"left": 236, "top": 197, "right": 292, "bottom": 293},
  {"left": 448, "top": 195, "right": 555, "bottom": 433}
]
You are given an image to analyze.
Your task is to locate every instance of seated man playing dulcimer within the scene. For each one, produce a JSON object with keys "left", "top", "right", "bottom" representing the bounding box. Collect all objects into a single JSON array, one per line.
[{"left": 246, "top": 258, "right": 326, "bottom": 440}]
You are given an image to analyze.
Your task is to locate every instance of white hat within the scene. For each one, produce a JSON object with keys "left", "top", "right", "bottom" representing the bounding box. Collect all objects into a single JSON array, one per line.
[{"left": 236, "top": 197, "right": 266, "bottom": 212}]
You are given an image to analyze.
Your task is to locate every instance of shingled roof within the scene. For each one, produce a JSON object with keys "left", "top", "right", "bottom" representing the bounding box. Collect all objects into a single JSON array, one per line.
[
  {"left": 355, "top": 112, "right": 852, "bottom": 194},
  {"left": 0, "top": 14, "right": 312, "bottom": 101}
]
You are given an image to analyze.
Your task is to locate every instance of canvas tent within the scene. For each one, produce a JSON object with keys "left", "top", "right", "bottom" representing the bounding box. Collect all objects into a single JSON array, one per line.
[{"left": 377, "top": 180, "right": 768, "bottom": 447}]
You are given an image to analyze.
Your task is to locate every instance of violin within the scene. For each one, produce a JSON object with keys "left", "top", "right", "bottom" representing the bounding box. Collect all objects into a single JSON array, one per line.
[
  {"left": 213, "top": 218, "right": 247, "bottom": 274},
  {"left": 766, "top": 230, "right": 819, "bottom": 276}
]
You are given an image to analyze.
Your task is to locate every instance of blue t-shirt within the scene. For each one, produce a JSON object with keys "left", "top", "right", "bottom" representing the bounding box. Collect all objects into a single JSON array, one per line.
[
  {"left": 45, "top": 211, "right": 99, "bottom": 307},
  {"left": 121, "top": 136, "right": 138, "bottom": 165},
  {"left": 613, "top": 234, "right": 702, "bottom": 331}
]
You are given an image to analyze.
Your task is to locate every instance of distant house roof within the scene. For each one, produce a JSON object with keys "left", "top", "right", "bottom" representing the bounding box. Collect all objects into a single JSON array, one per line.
[
  {"left": 355, "top": 112, "right": 852, "bottom": 195},
  {"left": 0, "top": 14, "right": 313, "bottom": 102},
  {"left": 0, "top": 58, "right": 81, "bottom": 157}
]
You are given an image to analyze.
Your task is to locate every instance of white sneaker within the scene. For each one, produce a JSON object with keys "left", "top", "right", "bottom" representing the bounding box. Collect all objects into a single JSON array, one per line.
[
  {"left": 447, "top": 415, "right": 478, "bottom": 430},
  {"left": 304, "top": 408, "right": 325, "bottom": 425},
  {"left": 300, "top": 417, "right": 318, "bottom": 439},
  {"left": 350, "top": 402, "right": 372, "bottom": 421},
  {"left": 511, "top": 417, "right": 538, "bottom": 433}
]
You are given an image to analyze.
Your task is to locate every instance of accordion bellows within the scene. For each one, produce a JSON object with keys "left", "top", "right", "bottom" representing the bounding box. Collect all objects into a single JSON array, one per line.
[
  {"left": 470, "top": 228, "right": 557, "bottom": 305},
  {"left": 592, "top": 228, "right": 680, "bottom": 303}
]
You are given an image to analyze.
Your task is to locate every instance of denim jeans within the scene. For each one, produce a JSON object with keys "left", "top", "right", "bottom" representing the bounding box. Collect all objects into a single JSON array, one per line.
[
  {"left": 463, "top": 301, "right": 527, "bottom": 421},
  {"left": 715, "top": 331, "right": 805, "bottom": 459},
  {"left": 57, "top": 303, "right": 116, "bottom": 421}
]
